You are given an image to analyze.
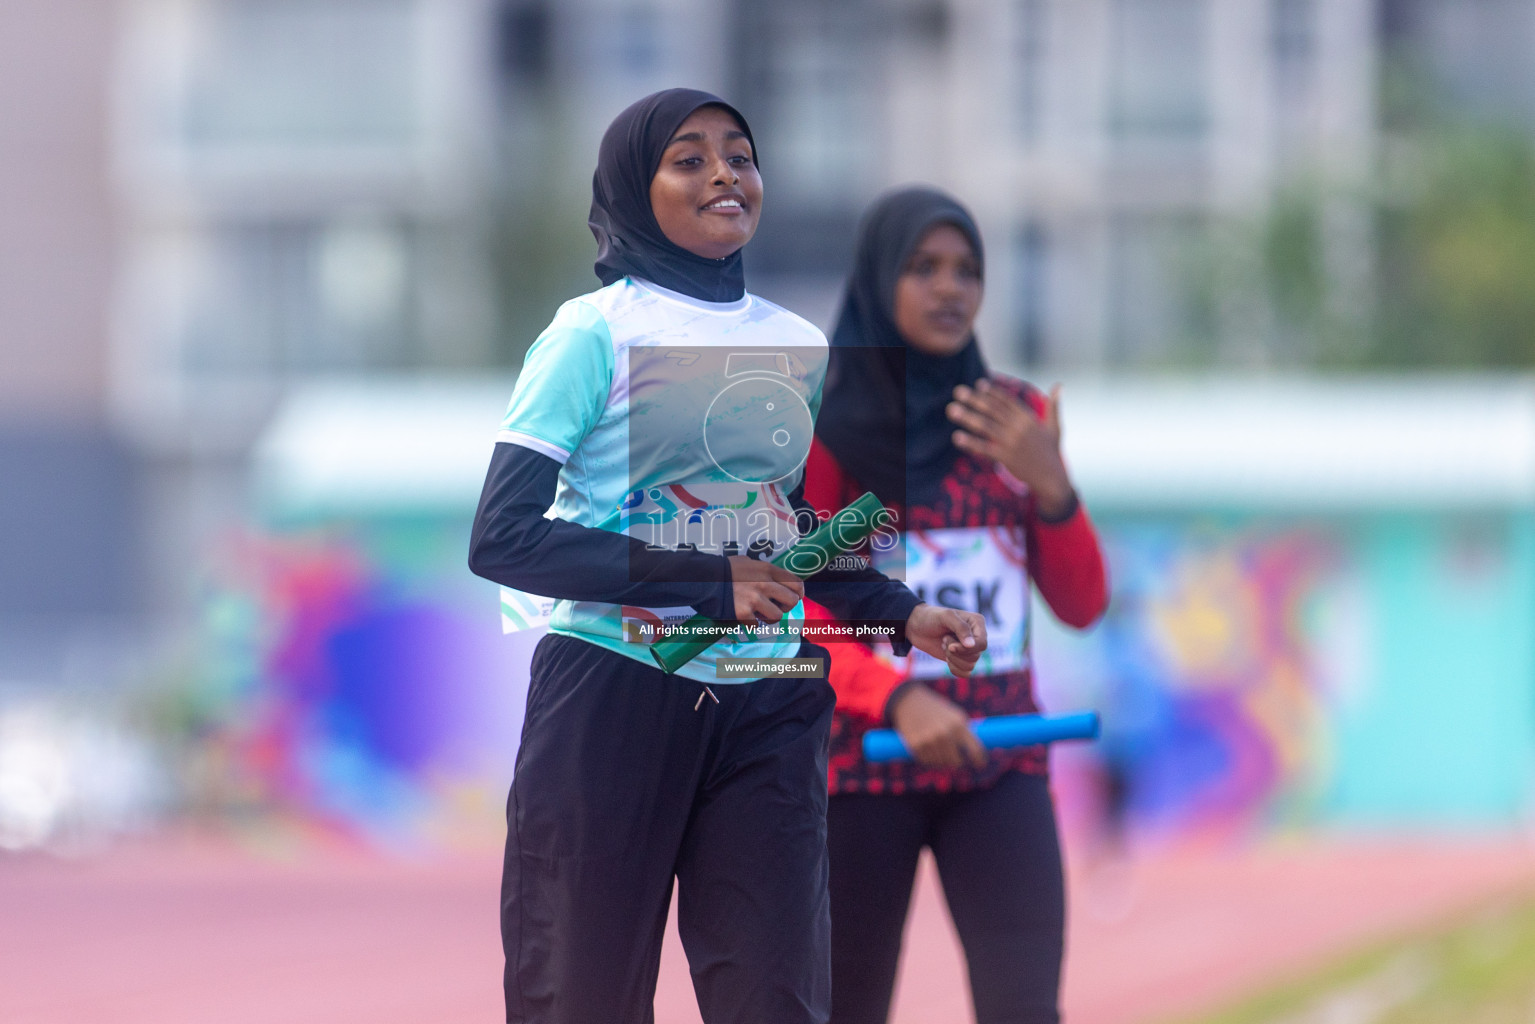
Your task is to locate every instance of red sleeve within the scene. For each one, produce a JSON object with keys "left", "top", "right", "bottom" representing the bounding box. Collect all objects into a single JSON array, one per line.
[
  {"left": 1017, "top": 381, "right": 1109, "bottom": 629},
  {"left": 806, "top": 600, "right": 907, "bottom": 723},
  {"left": 802, "top": 440, "right": 909, "bottom": 721},
  {"left": 1026, "top": 505, "right": 1109, "bottom": 629},
  {"left": 803, "top": 437, "right": 853, "bottom": 518}
]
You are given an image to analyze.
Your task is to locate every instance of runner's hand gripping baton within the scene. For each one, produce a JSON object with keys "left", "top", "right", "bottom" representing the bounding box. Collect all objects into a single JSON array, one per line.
[
  {"left": 650, "top": 491, "right": 886, "bottom": 674},
  {"left": 862, "top": 711, "right": 1101, "bottom": 763}
]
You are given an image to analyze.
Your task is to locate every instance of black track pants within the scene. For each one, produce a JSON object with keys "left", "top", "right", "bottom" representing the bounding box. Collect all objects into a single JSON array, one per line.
[
  {"left": 826, "top": 773, "right": 1065, "bottom": 1024},
  {"left": 502, "top": 633, "right": 836, "bottom": 1024}
]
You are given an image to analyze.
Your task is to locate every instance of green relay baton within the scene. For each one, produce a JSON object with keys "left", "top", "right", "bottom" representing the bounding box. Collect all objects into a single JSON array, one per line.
[{"left": 649, "top": 491, "right": 887, "bottom": 674}]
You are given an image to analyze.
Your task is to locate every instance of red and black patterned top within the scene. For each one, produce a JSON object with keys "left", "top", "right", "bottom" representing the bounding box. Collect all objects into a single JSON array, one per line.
[{"left": 804, "top": 378, "right": 1109, "bottom": 795}]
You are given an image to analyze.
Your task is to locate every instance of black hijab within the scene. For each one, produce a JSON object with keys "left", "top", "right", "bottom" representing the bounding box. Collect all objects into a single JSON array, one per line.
[
  {"left": 589, "top": 88, "right": 758, "bottom": 303},
  {"left": 816, "top": 187, "right": 988, "bottom": 508}
]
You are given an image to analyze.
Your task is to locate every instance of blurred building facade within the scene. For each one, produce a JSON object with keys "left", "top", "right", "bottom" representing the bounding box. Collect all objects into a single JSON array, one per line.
[
  {"left": 113, "top": 0, "right": 500, "bottom": 437},
  {"left": 104, "top": 0, "right": 1535, "bottom": 418},
  {"left": 731, "top": 0, "right": 1382, "bottom": 367},
  {"left": 102, "top": 0, "right": 1535, "bottom": 396}
]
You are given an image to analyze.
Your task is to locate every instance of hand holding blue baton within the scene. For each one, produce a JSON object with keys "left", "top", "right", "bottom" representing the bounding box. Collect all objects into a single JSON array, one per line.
[{"left": 862, "top": 710, "right": 1100, "bottom": 763}]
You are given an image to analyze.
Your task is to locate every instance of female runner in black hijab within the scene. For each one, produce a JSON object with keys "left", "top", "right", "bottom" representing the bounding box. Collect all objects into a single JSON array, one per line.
[
  {"left": 588, "top": 89, "right": 753, "bottom": 301},
  {"left": 470, "top": 95, "right": 988, "bottom": 1024},
  {"left": 815, "top": 187, "right": 990, "bottom": 509},
  {"left": 804, "top": 187, "right": 1109, "bottom": 1024}
]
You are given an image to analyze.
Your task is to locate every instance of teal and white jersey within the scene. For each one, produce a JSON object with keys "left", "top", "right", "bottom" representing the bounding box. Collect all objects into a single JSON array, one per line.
[{"left": 496, "top": 276, "right": 829, "bottom": 683}]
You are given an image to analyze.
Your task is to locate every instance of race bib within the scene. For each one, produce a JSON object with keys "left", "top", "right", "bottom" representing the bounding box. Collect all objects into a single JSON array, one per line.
[{"left": 873, "top": 526, "right": 1030, "bottom": 679}]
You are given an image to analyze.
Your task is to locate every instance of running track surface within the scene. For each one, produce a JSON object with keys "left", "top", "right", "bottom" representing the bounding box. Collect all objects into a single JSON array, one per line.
[{"left": 4, "top": 831, "right": 1532, "bottom": 1024}]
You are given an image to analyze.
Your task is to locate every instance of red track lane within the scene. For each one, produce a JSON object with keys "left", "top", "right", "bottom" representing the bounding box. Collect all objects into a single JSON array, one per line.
[{"left": 3, "top": 831, "right": 1532, "bottom": 1024}]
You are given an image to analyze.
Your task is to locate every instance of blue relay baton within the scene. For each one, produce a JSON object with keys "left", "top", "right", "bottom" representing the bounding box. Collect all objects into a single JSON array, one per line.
[{"left": 862, "top": 711, "right": 1101, "bottom": 763}]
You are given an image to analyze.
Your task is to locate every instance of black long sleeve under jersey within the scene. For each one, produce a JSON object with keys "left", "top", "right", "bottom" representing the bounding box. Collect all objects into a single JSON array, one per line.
[{"left": 468, "top": 442, "right": 920, "bottom": 638}]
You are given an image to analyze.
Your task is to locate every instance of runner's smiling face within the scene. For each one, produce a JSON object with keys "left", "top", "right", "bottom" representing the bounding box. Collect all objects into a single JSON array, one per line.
[
  {"left": 893, "top": 223, "right": 984, "bottom": 356},
  {"left": 649, "top": 106, "right": 763, "bottom": 260}
]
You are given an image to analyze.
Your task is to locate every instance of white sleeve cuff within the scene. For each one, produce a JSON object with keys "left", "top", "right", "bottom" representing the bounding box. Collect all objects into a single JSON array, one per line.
[{"left": 497, "top": 429, "right": 571, "bottom": 465}]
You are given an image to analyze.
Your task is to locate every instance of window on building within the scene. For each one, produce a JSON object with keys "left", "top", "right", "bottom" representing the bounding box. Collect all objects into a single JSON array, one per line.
[
  {"left": 1272, "top": 0, "right": 1316, "bottom": 106},
  {"left": 172, "top": 218, "right": 419, "bottom": 381},
  {"left": 613, "top": 7, "right": 662, "bottom": 77},
  {"left": 496, "top": 1, "right": 552, "bottom": 89},
  {"left": 741, "top": 19, "right": 873, "bottom": 201},
  {"left": 906, "top": 0, "right": 951, "bottom": 45},
  {"left": 1014, "top": 221, "right": 1050, "bottom": 364},
  {"left": 180, "top": 0, "right": 420, "bottom": 151},
  {"left": 1109, "top": 0, "right": 1209, "bottom": 142},
  {"left": 1414, "top": 0, "right": 1535, "bottom": 127},
  {"left": 1107, "top": 213, "right": 1204, "bottom": 364},
  {"left": 729, "top": 0, "right": 877, "bottom": 274},
  {"left": 1014, "top": 0, "right": 1049, "bottom": 147}
]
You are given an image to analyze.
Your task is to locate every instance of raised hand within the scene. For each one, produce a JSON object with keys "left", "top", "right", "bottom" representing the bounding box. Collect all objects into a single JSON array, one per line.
[{"left": 947, "top": 379, "right": 1074, "bottom": 519}]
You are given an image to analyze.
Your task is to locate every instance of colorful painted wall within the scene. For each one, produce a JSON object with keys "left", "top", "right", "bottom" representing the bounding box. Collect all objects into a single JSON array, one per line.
[
  {"left": 188, "top": 515, "right": 531, "bottom": 845},
  {"left": 1036, "top": 510, "right": 1535, "bottom": 835}
]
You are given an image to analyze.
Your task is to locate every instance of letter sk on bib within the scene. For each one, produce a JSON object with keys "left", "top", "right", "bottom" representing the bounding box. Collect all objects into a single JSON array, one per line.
[{"left": 873, "top": 526, "right": 1030, "bottom": 679}]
